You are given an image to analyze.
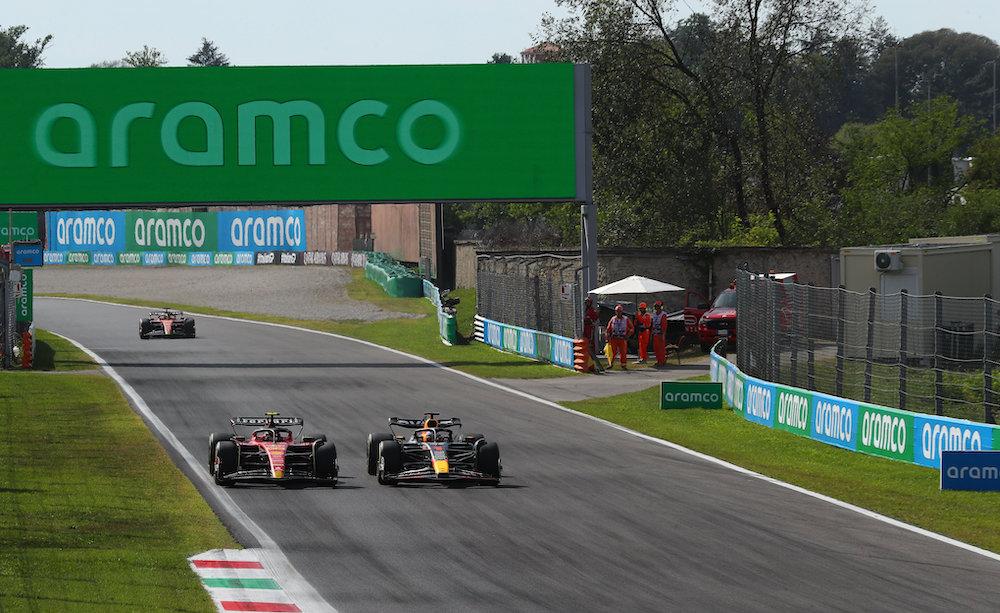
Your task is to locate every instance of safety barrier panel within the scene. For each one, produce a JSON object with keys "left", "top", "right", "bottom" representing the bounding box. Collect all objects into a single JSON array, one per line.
[
  {"left": 364, "top": 252, "right": 423, "bottom": 297},
  {"left": 423, "top": 279, "right": 457, "bottom": 346},
  {"left": 710, "top": 348, "right": 1000, "bottom": 468},
  {"left": 43, "top": 249, "right": 368, "bottom": 268},
  {"left": 474, "top": 315, "right": 576, "bottom": 370}
]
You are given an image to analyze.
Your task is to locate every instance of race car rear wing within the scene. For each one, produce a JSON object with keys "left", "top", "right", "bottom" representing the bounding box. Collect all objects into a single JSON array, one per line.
[
  {"left": 232, "top": 416, "right": 304, "bottom": 427},
  {"left": 389, "top": 417, "right": 462, "bottom": 428}
]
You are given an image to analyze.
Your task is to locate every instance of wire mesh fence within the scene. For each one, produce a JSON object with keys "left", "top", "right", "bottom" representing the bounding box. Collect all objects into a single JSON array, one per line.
[
  {"left": 736, "top": 268, "right": 997, "bottom": 424},
  {"left": 476, "top": 254, "right": 583, "bottom": 339}
]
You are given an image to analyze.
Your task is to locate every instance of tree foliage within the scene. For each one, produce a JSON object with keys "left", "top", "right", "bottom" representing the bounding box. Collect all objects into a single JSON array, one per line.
[
  {"left": 0, "top": 24, "right": 52, "bottom": 67},
  {"left": 188, "top": 38, "right": 230, "bottom": 66},
  {"left": 123, "top": 45, "right": 167, "bottom": 67}
]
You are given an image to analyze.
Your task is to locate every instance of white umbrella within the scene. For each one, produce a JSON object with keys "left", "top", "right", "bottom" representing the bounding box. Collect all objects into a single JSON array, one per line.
[{"left": 589, "top": 275, "right": 684, "bottom": 295}]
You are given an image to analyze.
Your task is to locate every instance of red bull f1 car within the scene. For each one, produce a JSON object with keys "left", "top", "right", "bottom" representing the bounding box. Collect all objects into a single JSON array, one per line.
[
  {"left": 208, "top": 412, "right": 338, "bottom": 487},
  {"left": 366, "top": 413, "right": 501, "bottom": 486},
  {"left": 139, "top": 308, "right": 196, "bottom": 339}
]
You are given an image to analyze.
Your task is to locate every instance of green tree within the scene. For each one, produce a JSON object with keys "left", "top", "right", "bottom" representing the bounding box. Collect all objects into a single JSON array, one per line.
[
  {"left": 0, "top": 24, "right": 52, "bottom": 67},
  {"left": 835, "top": 96, "right": 978, "bottom": 244},
  {"left": 188, "top": 38, "right": 230, "bottom": 66},
  {"left": 123, "top": 45, "right": 167, "bottom": 67},
  {"left": 488, "top": 52, "right": 516, "bottom": 64}
]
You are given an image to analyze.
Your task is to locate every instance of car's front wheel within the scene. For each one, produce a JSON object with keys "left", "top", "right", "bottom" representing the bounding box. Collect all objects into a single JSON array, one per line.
[
  {"left": 213, "top": 441, "right": 238, "bottom": 486},
  {"left": 208, "top": 432, "right": 232, "bottom": 472},
  {"left": 377, "top": 440, "right": 402, "bottom": 485},
  {"left": 314, "top": 440, "right": 338, "bottom": 485},
  {"left": 476, "top": 442, "right": 501, "bottom": 482},
  {"left": 367, "top": 433, "right": 394, "bottom": 475}
]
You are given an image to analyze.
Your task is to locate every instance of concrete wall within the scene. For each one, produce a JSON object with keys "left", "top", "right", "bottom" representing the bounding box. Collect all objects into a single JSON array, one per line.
[
  {"left": 372, "top": 204, "right": 421, "bottom": 262},
  {"left": 455, "top": 241, "right": 480, "bottom": 288}
]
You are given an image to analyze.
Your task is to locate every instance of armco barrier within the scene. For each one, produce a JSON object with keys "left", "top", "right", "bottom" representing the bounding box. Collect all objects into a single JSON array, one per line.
[
  {"left": 364, "top": 252, "right": 422, "bottom": 297},
  {"left": 423, "top": 279, "right": 458, "bottom": 346},
  {"left": 474, "top": 315, "right": 575, "bottom": 370},
  {"left": 710, "top": 349, "right": 1000, "bottom": 468},
  {"left": 42, "top": 249, "right": 367, "bottom": 268}
]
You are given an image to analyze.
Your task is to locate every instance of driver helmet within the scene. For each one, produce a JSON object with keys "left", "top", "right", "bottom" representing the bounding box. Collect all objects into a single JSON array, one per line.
[{"left": 253, "top": 429, "right": 274, "bottom": 442}]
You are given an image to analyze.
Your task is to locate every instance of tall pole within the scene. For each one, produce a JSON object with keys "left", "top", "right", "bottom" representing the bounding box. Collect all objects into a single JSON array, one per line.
[
  {"left": 993, "top": 59, "right": 997, "bottom": 134},
  {"left": 894, "top": 48, "right": 899, "bottom": 109},
  {"left": 575, "top": 64, "right": 598, "bottom": 297}
]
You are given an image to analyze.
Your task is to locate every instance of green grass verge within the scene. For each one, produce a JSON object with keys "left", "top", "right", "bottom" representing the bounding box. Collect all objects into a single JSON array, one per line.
[
  {"left": 31, "top": 328, "right": 96, "bottom": 371},
  {"left": 564, "top": 381, "right": 1000, "bottom": 553},
  {"left": 0, "top": 367, "right": 237, "bottom": 610},
  {"left": 41, "top": 270, "right": 574, "bottom": 380}
]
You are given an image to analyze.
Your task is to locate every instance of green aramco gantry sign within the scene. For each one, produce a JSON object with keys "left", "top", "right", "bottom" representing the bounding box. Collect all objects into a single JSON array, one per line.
[{"left": 0, "top": 64, "right": 583, "bottom": 205}]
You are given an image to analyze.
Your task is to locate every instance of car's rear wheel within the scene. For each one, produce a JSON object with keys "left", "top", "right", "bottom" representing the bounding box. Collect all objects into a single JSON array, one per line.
[
  {"left": 304, "top": 434, "right": 327, "bottom": 444},
  {"left": 208, "top": 432, "right": 232, "bottom": 472},
  {"left": 213, "top": 441, "right": 238, "bottom": 486},
  {"left": 367, "top": 433, "right": 394, "bottom": 475},
  {"left": 476, "top": 442, "right": 501, "bottom": 482},
  {"left": 314, "top": 440, "right": 338, "bottom": 485},
  {"left": 377, "top": 440, "right": 402, "bottom": 485}
]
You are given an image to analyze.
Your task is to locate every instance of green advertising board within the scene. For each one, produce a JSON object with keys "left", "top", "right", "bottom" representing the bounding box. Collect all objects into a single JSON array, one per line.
[
  {"left": 16, "top": 269, "right": 32, "bottom": 322},
  {"left": 774, "top": 385, "right": 811, "bottom": 437},
  {"left": 126, "top": 211, "right": 218, "bottom": 252},
  {"left": 660, "top": 382, "right": 724, "bottom": 409},
  {"left": 857, "top": 403, "right": 914, "bottom": 462},
  {"left": 0, "top": 212, "right": 39, "bottom": 243},
  {"left": 0, "top": 64, "right": 579, "bottom": 205}
]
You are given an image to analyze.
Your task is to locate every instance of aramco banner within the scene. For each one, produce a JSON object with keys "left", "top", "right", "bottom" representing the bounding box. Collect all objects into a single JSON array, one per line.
[
  {"left": 710, "top": 351, "right": 1000, "bottom": 468},
  {"left": 46, "top": 209, "right": 306, "bottom": 252},
  {"left": 0, "top": 64, "right": 578, "bottom": 205}
]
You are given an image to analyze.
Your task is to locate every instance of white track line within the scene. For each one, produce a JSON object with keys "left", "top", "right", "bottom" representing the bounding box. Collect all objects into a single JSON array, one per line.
[
  {"left": 44, "top": 325, "right": 337, "bottom": 613},
  {"left": 42, "top": 297, "right": 1000, "bottom": 567}
]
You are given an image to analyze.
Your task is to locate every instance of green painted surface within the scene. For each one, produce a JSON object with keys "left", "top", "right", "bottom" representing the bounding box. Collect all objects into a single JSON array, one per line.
[
  {"left": 126, "top": 211, "right": 218, "bottom": 252},
  {"left": 200, "top": 578, "right": 281, "bottom": 590},
  {"left": 0, "top": 64, "right": 576, "bottom": 205},
  {"left": 660, "top": 382, "right": 723, "bottom": 409},
  {"left": 0, "top": 212, "right": 39, "bottom": 242},
  {"left": 774, "top": 385, "right": 811, "bottom": 437},
  {"left": 857, "top": 403, "right": 914, "bottom": 462},
  {"left": 16, "top": 269, "right": 32, "bottom": 322}
]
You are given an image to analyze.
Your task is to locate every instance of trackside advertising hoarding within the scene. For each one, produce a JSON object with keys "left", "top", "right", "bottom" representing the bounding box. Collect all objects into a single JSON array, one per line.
[
  {"left": 0, "top": 65, "right": 577, "bottom": 206},
  {"left": 46, "top": 210, "right": 306, "bottom": 253},
  {"left": 480, "top": 316, "right": 575, "bottom": 370},
  {"left": 710, "top": 351, "right": 1000, "bottom": 469}
]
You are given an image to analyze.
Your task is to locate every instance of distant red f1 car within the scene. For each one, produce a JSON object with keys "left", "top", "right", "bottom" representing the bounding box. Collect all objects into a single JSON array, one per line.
[
  {"left": 366, "top": 413, "right": 501, "bottom": 486},
  {"left": 139, "top": 308, "right": 195, "bottom": 339},
  {"left": 208, "top": 412, "right": 338, "bottom": 487}
]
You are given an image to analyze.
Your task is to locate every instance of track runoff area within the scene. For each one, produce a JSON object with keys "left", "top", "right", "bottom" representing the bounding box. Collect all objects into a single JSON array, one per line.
[{"left": 9, "top": 65, "right": 1000, "bottom": 611}]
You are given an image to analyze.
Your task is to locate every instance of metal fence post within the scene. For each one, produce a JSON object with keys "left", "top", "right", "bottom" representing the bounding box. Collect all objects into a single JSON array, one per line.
[
  {"left": 935, "top": 291, "right": 944, "bottom": 416},
  {"left": 864, "top": 287, "right": 876, "bottom": 403},
  {"left": 985, "top": 294, "right": 995, "bottom": 424},
  {"left": 899, "top": 289, "right": 908, "bottom": 411},
  {"left": 771, "top": 278, "right": 781, "bottom": 383},
  {"left": 836, "top": 285, "right": 846, "bottom": 397},
  {"left": 790, "top": 284, "right": 799, "bottom": 387},
  {"left": 807, "top": 283, "right": 815, "bottom": 390}
]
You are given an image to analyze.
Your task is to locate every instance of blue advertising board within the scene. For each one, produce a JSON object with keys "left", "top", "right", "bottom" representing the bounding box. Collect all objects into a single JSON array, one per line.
[
  {"left": 810, "top": 392, "right": 858, "bottom": 451},
  {"left": 216, "top": 210, "right": 306, "bottom": 252},
  {"left": 12, "top": 242, "right": 43, "bottom": 267},
  {"left": 940, "top": 451, "right": 1000, "bottom": 491},
  {"left": 743, "top": 379, "right": 776, "bottom": 427},
  {"left": 913, "top": 415, "right": 994, "bottom": 469},
  {"left": 46, "top": 210, "right": 127, "bottom": 252}
]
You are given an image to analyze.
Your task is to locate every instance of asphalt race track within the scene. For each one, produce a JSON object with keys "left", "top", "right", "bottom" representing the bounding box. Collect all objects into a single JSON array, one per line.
[{"left": 38, "top": 298, "right": 1000, "bottom": 612}]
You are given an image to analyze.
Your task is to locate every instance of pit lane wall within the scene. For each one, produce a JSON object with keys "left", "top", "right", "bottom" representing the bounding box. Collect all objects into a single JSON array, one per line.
[
  {"left": 710, "top": 349, "right": 1000, "bottom": 468},
  {"left": 474, "top": 315, "right": 576, "bottom": 370}
]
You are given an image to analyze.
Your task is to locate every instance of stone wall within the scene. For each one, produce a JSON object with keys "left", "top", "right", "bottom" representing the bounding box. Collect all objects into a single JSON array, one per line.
[{"left": 469, "top": 244, "right": 839, "bottom": 333}]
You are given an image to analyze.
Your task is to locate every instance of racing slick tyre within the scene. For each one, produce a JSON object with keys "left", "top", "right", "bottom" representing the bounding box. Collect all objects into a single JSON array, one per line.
[
  {"left": 464, "top": 433, "right": 486, "bottom": 450},
  {"left": 208, "top": 432, "right": 233, "bottom": 471},
  {"left": 476, "top": 442, "right": 502, "bottom": 482},
  {"left": 377, "top": 440, "right": 403, "bottom": 485},
  {"left": 304, "top": 434, "right": 327, "bottom": 444},
  {"left": 314, "top": 440, "right": 338, "bottom": 484},
  {"left": 213, "top": 440, "right": 238, "bottom": 486},
  {"left": 367, "top": 433, "right": 394, "bottom": 475}
]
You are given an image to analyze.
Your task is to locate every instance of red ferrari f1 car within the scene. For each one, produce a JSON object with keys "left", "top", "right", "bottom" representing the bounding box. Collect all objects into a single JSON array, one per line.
[
  {"left": 208, "top": 412, "right": 338, "bottom": 486},
  {"left": 139, "top": 308, "right": 195, "bottom": 339},
  {"left": 366, "top": 413, "right": 501, "bottom": 486}
]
